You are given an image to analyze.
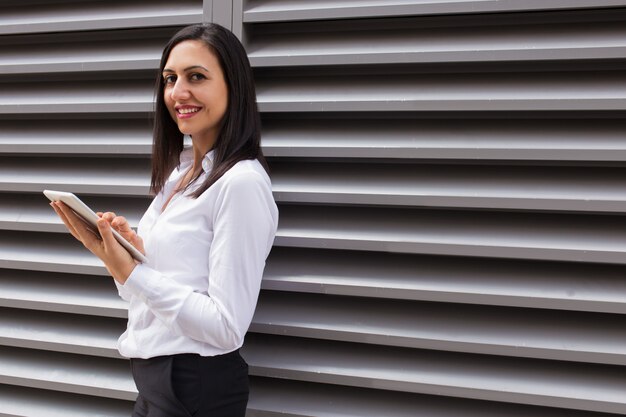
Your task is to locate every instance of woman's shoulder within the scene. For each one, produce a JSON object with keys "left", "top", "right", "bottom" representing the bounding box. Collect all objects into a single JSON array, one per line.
[
  {"left": 207, "top": 159, "right": 278, "bottom": 220},
  {"left": 217, "top": 159, "right": 272, "bottom": 190}
]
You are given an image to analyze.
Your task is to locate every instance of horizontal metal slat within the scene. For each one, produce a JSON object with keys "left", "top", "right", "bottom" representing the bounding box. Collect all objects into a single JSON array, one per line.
[
  {"left": 5, "top": 235, "right": 625, "bottom": 315},
  {"left": 6, "top": 159, "right": 626, "bottom": 212},
  {"left": 0, "top": 379, "right": 613, "bottom": 417},
  {"left": 261, "top": 118, "right": 626, "bottom": 161},
  {"left": 5, "top": 285, "right": 624, "bottom": 365},
  {"left": 0, "top": 372, "right": 618, "bottom": 417},
  {"left": 0, "top": 308, "right": 123, "bottom": 358},
  {"left": 247, "top": 376, "right": 618, "bottom": 417},
  {"left": 271, "top": 162, "right": 626, "bottom": 211},
  {"left": 0, "top": 119, "right": 152, "bottom": 155},
  {"left": 3, "top": 71, "right": 625, "bottom": 115},
  {"left": 0, "top": 232, "right": 105, "bottom": 275},
  {"left": 243, "top": 334, "right": 626, "bottom": 414},
  {"left": 0, "top": 270, "right": 626, "bottom": 365},
  {"left": 0, "top": 193, "right": 148, "bottom": 233},
  {"left": 0, "top": 33, "right": 165, "bottom": 75},
  {"left": 0, "top": 158, "right": 150, "bottom": 195},
  {"left": 4, "top": 118, "right": 626, "bottom": 161},
  {"left": 2, "top": 329, "right": 625, "bottom": 413},
  {"left": 265, "top": 247, "right": 626, "bottom": 314},
  {"left": 275, "top": 206, "right": 626, "bottom": 264},
  {"left": 251, "top": 291, "right": 626, "bottom": 365},
  {"left": 0, "top": 79, "right": 153, "bottom": 115},
  {"left": 4, "top": 197, "right": 626, "bottom": 264},
  {"left": 0, "top": 0, "right": 201, "bottom": 35},
  {"left": 0, "top": 384, "right": 132, "bottom": 417},
  {"left": 0, "top": 373, "right": 411, "bottom": 417},
  {"left": 248, "top": 20, "right": 626, "bottom": 67},
  {"left": 256, "top": 71, "right": 626, "bottom": 112},
  {"left": 0, "top": 268, "right": 124, "bottom": 317},
  {"left": 244, "top": 0, "right": 626, "bottom": 22},
  {"left": 0, "top": 346, "right": 135, "bottom": 401},
  {"left": 248, "top": 377, "right": 422, "bottom": 417}
]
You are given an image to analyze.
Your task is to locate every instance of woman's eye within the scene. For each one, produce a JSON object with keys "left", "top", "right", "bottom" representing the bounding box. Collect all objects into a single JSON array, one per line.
[
  {"left": 163, "top": 75, "right": 176, "bottom": 84},
  {"left": 190, "top": 73, "right": 206, "bottom": 81}
]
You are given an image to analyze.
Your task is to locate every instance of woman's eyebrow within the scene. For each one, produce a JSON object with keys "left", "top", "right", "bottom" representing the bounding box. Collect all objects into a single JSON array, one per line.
[{"left": 163, "top": 65, "right": 210, "bottom": 73}]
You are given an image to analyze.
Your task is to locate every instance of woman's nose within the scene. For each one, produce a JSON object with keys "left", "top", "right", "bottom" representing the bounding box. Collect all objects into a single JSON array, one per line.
[{"left": 170, "top": 80, "right": 190, "bottom": 101}]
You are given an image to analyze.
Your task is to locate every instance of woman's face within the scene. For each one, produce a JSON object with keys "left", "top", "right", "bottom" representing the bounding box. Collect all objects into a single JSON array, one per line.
[{"left": 162, "top": 40, "right": 228, "bottom": 148}]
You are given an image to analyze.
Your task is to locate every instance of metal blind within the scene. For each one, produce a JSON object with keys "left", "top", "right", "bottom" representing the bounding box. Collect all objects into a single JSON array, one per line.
[
  {"left": 2, "top": 0, "right": 626, "bottom": 416},
  {"left": 242, "top": 0, "right": 626, "bottom": 416}
]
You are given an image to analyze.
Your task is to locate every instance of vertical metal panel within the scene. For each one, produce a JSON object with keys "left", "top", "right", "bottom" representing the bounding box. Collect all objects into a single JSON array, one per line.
[
  {"left": 204, "top": 0, "right": 234, "bottom": 29},
  {"left": 203, "top": 0, "right": 213, "bottom": 23},
  {"left": 2, "top": 1, "right": 626, "bottom": 417},
  {"left": 213, "top": 0, "right": 234, "bottom": 29}
]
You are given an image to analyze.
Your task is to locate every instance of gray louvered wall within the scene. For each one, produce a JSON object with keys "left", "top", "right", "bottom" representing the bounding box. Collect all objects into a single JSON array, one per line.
[{"left": 1, "top": 0, "right": 626, "bottom": 416}]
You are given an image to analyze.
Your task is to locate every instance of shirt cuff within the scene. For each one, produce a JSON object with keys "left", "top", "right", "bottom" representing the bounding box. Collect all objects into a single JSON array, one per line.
[{"left": 122, "top": 263, "right": 161, "bottom": 303}]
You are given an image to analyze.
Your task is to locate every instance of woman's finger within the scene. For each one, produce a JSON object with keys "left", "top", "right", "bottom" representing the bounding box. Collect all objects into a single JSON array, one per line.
[
  {"left": 50, "top": 202, "right": 81, "bottom": 240},
  {"left": 54, "top": 202, "right": 100, "bottom": 243},
  {"left": 101, "top": 212, "right": 117, "bottom": 223},
  {"left": 97, "top": 217, "right": 136, "bottom": 268},
  {"left": 111, "top": 216, "right": 133, "bottom": 236},
  {"left": 111, "top": 216, "right": 145, "bottom": 254},
  {"left": 97, "top": 218, "right": 118, "bottom": 250}
]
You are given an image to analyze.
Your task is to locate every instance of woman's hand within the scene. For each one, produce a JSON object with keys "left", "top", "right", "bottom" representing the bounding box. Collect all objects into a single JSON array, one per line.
[
  {"left": 50, "top": 202, "right": 137, "bottom": 285},
  {"left": 97, "top": 211, "right": 146, "bottom": 255}
]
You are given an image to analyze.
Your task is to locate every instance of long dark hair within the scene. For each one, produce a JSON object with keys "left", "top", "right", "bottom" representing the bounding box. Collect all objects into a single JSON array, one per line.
[{"left": 151, "top": 23, "right": 267, "bottom": 197}]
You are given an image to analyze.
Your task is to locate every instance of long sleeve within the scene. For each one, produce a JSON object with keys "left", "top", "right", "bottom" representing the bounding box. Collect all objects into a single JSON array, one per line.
[{"left": 120, "top": 169, "right": 277, "bottom": 351}]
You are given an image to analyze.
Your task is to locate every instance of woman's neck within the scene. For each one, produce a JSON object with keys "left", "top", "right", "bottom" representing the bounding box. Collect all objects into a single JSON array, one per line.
[{"left": 190, "top": 134, "right": 216, "bottom": 174}]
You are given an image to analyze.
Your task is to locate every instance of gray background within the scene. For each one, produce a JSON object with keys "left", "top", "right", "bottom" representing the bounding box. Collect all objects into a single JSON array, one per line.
[{"left": 1, "top": 0, "right": 626, "bottom": 416}]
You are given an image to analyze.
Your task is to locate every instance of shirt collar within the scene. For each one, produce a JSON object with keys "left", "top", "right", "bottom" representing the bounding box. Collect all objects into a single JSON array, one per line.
[
  {"left": 179, "top": 146, "right": 215, "bottom": 174},
  {"left": 201, "top": 150, "right": 215, "bottom": 173}
]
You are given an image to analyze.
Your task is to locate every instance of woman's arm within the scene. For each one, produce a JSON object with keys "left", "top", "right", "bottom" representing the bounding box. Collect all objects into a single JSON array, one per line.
[{"left": 121, "top": 171, "right": 278, "bottom": 350}]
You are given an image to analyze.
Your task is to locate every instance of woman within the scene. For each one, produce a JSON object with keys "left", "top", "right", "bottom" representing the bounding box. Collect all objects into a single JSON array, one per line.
[{"left": 50, "top": 23, "right": 278, "bottom": 417}]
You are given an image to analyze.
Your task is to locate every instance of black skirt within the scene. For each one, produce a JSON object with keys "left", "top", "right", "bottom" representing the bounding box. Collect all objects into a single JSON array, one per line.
[{"left": 130, "top": 350, "right": 249, "bottom": 417}]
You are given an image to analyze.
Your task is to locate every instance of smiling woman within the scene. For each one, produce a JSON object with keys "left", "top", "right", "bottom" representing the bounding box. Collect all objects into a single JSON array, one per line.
[{"left": 49, "top": 23, "right": 278, "bottom": 417}]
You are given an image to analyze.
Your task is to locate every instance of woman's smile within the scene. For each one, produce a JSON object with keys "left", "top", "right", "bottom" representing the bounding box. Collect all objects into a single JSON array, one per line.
[{"left": 175, "top": 105, "right": 203, "bottom": 118}]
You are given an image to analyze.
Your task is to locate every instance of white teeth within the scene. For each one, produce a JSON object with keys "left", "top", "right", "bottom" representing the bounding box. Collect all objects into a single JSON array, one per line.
[{"left": 178, "top": 108, "right": 200, "bottom": 114}]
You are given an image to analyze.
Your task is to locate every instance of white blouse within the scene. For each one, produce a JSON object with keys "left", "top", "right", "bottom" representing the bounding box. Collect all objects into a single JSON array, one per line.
[{"left": 115, "top": 147, "right": 278, "bottom": 359}]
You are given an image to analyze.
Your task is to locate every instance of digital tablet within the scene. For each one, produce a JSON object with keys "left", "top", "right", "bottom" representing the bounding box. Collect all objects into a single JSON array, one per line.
[{"left": 44, "top": 190, "right": 148, "bottom": 263}]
